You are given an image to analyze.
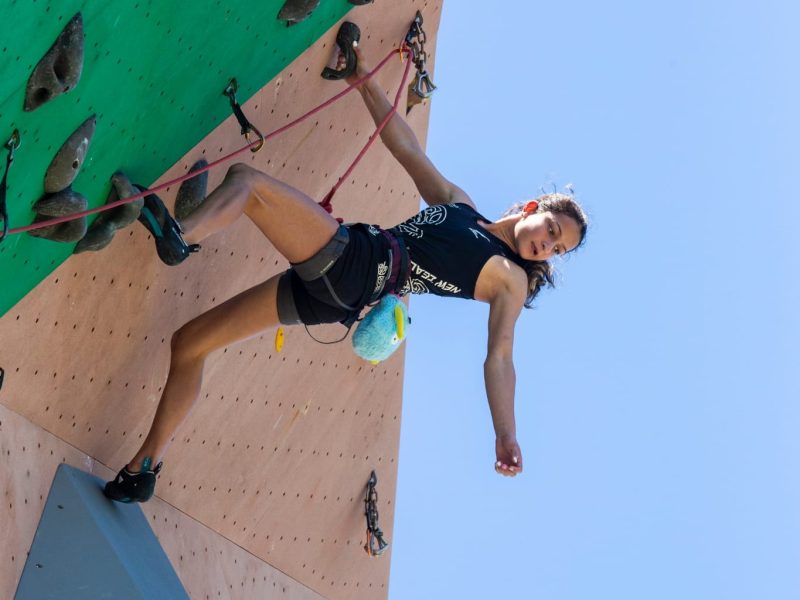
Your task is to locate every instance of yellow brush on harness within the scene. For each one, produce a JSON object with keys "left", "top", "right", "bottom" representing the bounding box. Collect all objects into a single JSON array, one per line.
[{"left": 352, "top": 294, "right": 410, "bottom": 363}]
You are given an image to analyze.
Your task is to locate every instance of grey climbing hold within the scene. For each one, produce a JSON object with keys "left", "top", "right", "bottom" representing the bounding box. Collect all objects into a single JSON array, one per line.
[
  {"left": 24, "top": 13, "right": 85, "bottom": 112},
  {"left": 73, "top": 220, "right": 116, "bottom": 253},
  {"left": 33, "top": 188, "right": 88, "bottom": 217},
  {"left": 277, "top": 0, "right": 320, "bottom": 25},
  {"left": 73, "top": 172, "right": 144, "bottom": 254},
  {"left": 105, "top": 171, "right": 144, "bottom": 229},
  {"left": 27, "top": 213, "right": 88, "bottom": 243},
  {"left": 174, "top": 159, "right": 209, "bottom": 221},
  {"left": 44, "top": 115, "right": 96, "bottom": 193},
  {"left": 29, "top": 188, "right": 88, "bottom": 242}
]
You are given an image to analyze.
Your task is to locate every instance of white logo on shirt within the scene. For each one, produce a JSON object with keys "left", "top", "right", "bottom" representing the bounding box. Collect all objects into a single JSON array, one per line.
[{"left": 469, "top": 227, "right": 490, "bottom": 242}]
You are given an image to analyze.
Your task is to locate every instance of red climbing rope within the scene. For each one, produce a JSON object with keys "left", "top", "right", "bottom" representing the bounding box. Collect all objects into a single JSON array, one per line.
[
  {"left": 7, "top": 44, "right": 413, "bottom": 237},
  {"left": 319, "top": 48, "right": 414, "bottom": 217}
]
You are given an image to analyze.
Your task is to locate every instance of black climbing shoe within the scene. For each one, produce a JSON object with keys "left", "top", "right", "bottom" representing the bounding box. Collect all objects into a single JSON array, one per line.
[
  {"left": 103, "top": 461, "right": 162, "bottom": 503},
  {"left": 137, "top": 188, "right": 200, "bottom": 266}
]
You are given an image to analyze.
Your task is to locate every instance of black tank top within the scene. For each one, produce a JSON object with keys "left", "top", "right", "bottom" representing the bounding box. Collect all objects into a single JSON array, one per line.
[{"left": 389, "top": 203, "right": 527, "bottom": 299}]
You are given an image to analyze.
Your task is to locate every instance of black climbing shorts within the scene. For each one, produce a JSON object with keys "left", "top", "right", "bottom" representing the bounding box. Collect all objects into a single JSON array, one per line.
[{"left": 276, "top": 223, "right": 402, "bottom": 326}]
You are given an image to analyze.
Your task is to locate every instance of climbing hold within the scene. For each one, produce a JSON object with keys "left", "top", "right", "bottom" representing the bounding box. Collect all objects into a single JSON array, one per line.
[
  {"left": 348, "top": 0, "right": 374, "bottom": 4},
  {"left": 321, "top": 22, "right": 361, "bottom": 80},
  {"left": 174, "top": 159, "right": 209, "bottom": 221},
  {"left": 33, "top": 188, "right": 87, "bottom": 216},
  {"left": 275, "top": 327, "right": 285, "bottom": 353},
  {"left": 277, "top": 0, "right": 320, "bottom": 25},
  {"left": 29, "top": 188, "right": 88, "bottom": 242},
  {"left": 393, "top": 302, "right": 405, "bottom": 340},
  {"left": 27, "top": 212, "right": 88, "bottom": 243},
  {"left": 24, "top": 13, "right": 85, "bottom": 112},
  {"left": 352, "top": 294, "right": 410, "bottom": 363},
  {"left": 105, "top": 171, "right": 144, "bottom": 229},
  {"left": 73, "top": 220, "right": 117, "bottom": 254},
  {"left": 73, "top": 172, "right": 144, "bottom": 254},
  {"left": 43, "top": 115, "right": 96, "bottom": 193}
]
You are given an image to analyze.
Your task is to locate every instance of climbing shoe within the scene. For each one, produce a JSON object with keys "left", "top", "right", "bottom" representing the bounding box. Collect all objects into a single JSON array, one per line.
[
  {"left": 103, "top": 460, "right": 162, "bottom": 503},
  {"left": 137, "top": 187, "right": 200, "bottom": 266}
]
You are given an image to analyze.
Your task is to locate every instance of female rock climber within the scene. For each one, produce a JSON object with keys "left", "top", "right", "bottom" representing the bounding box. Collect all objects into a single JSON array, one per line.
[{"left": 103, "top": 47, "right": 588, "bottom": 503}]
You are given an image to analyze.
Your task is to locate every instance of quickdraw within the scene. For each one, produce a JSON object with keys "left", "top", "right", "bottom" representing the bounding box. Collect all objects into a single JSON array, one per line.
[
  {"left": 364, "top": 470, "right": 390, "bottom": 557},
  {"left": 404, "top": 11, "right": 437, "bottom": 114},
  {"left": 0, "top": 130, "right": 20, "bottom": 243},
  {"left": 222, "top": 78, "right": 264, "bottom": 153}
]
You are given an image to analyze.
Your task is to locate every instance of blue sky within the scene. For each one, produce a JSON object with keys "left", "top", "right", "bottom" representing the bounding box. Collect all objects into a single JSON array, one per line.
[{"left": 390, "top": 1, "right": 799, "bottom": 598}]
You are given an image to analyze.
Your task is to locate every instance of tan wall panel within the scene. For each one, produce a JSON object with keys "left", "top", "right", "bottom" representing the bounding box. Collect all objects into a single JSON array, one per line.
[
  {"left": 0, "top": 2, "right": 442, "bottom": 599},
  {"left": 0, "top": 405, "right": 325, "bottom": 600}
]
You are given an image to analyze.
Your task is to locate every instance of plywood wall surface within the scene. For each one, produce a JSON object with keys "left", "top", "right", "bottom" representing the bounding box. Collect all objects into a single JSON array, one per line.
[
  {"left": 0, "top": 1, "right": 442, "bottom": 599},
  {"left": 0, "top": 405, "right": 325, "bottom": 600}
]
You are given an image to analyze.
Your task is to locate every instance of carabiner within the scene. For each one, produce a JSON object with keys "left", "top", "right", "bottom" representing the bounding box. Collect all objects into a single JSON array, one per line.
[
  {"left": 4, "top": 130, "right": 21, "bottom": 158},
  {"left": 222, "top": 79, "right": 264, "bottom": 153},
  {"left": 411, "top": 69, "right": 436, "bottom": 99}
]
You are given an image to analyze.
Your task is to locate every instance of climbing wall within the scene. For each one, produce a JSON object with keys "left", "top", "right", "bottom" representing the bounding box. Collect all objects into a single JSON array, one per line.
[
  {"left": 0, "top": 0, "right": 353, "bottom": 317},
  {"left": 0, "top": 1, "right": 442, "bottom": 599}
]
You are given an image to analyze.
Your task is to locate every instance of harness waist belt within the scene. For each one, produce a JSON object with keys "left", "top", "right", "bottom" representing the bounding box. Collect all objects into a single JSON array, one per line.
[{"left": 376, "top": 229, "right": 408, "bottom": 301}]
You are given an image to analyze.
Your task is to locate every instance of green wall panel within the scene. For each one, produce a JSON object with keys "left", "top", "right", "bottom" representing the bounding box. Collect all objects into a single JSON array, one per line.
[{"left": 0, "top": 0, "right": 352, "bottom": 316}]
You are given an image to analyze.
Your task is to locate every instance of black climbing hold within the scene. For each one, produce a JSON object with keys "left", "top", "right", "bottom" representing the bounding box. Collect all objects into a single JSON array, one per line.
[
  {"left": 106, "top": 172, "right": 144, "bottom": 229},
  {"left": 321, "top": 22, "right": 361, "bottom": 81},
  {"left": 28, "top": 213, "right": 88, "bottom": 243},
  {"left": 33, "top": 188, "right": 88, "bottom": 217},
  {"left": 73, "top": 219, "right": 117, "bottom": 254},
  {"left": 44, "top": 115, "right": 96, "bottom": 193},
  {"left": 348, "top": 0, "right": 374, "bottom": 4},
  {"left": 277, "top": 0, "right": 320, "bottom": 26},
  {"left": 174, "top": 160, "right": 209, "bottom": 221},
  {"left": 24, "top": 13, "right": 84, "bottom": 112},
  {"left": 29, "top": 188, "right": 88, "bottom": 243},
  {"left": 73, "top": 172, "right": 144, "bottom": 254}
]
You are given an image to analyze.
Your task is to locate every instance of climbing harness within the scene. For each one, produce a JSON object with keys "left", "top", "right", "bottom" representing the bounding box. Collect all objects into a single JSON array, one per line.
[
  {"left": 222, "top": 78, "right": 264, "bottom": 153},
  {"left": 0, "top": 130, "right": 20, "bottom": 243},
  {"left": 364, "top": 470, "right": 389, "bottom": 557},
  {"left": 404, "top": 11, "right": 436, "bottom": 114},
  {"left": 300, "top": 225, "right": 408, "bottom": 346}
]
